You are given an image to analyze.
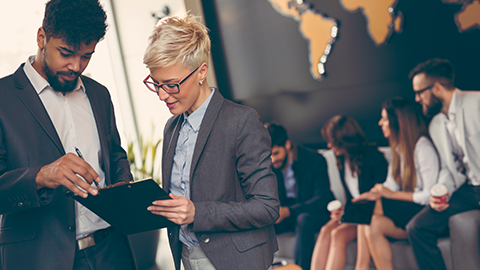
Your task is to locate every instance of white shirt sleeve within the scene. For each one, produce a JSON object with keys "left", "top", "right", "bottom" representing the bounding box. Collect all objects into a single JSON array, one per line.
[
  {"left": 383, "top": 163, "right": 400, "bottom": 191},
  {"left": 412, "top": 136, "right": 440, "bottom": 205}
]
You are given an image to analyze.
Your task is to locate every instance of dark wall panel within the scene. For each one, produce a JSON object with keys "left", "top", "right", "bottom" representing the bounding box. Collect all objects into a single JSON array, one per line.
[{"left": 202, "top": 0, "right": 480, "bottom": 148}]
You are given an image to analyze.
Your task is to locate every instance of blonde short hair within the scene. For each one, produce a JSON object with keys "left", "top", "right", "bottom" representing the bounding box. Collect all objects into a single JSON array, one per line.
[{"left": 143, "top": 14, "right": 211, "bottom": 70}]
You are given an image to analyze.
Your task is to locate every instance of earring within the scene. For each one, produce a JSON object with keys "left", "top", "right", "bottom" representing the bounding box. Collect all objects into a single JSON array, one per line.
[{"left": 199, "top": 81, "right": 203, "bottom": 85}]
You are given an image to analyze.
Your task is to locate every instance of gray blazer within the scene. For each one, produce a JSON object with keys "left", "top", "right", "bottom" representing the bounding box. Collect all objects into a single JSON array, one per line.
[
  {"left": 429, "top": 89, "right": 480, "bottom": 195},
  {"left": 162, "top": 89, "right": 280, "bottom": 270},
  {"left": 0, "top": 64, "right": 133, "bottom": 270}
]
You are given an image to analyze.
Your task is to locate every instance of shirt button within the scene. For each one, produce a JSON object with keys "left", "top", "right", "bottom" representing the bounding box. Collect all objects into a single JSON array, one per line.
[
  {"left": 200, "top": 234, "right": 210, "bottom": 243},
  {"left": 69, "top": 226, "right": 76, "bottom": 232},
  {"left": 18, "top": 202, "right": 24, "bottom": 207}
]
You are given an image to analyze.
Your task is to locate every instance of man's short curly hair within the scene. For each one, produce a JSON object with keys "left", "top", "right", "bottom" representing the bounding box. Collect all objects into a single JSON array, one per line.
[{"left": 42, "top": 0, "right": 108, "bottom": 50}]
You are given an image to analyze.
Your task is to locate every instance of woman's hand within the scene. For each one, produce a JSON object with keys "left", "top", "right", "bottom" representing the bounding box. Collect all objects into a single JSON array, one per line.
[
  {"left": 352, "top": 191, "right": 381, "bottom": 202},
  {"left": 371, "top": 183, "right": 394, "bottom": 199},
  {"left": 147, "top": 193, "right": 195, "bottom": 225},
  {"left": 330, "top": 207, "right": 344, "bottom": 221}
]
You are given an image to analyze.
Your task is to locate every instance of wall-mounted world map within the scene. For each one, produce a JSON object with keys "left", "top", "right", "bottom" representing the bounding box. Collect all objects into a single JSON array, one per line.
[{"left": 268, "top": 0, "right": 480, "bottom": 81}]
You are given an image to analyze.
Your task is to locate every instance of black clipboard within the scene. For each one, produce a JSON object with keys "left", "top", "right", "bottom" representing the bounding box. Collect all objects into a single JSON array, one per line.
[
  {"left": 73, "top": 178, "right": 174, "bottom": 235},
  {"left": 340, "top": 200, "right": 375, "bottom": 225}
]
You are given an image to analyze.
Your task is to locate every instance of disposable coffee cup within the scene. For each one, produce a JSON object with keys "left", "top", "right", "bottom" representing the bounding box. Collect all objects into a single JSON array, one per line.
[
  {"left": 327, "top": 200, "right": 342, "bottom": 212},
  {"left": 430, "top": 184, "right": 448, "bottom": 204}
]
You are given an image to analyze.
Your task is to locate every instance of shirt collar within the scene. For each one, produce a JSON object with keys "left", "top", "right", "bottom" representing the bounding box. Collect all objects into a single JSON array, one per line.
[
  {"left": 23, "top": 55, "right": 85, "bottom": 95},
  {"left": 447, "top": 89, "right": 458, "bottom": 118},
  {"left": 183, "top": 88, "right": 215, "bottom": 132}
]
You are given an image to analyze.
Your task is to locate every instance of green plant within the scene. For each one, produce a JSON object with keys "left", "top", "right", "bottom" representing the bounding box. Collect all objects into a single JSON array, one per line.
[{"left": 127, "top": 136, "right": 162, "bottom": 185}]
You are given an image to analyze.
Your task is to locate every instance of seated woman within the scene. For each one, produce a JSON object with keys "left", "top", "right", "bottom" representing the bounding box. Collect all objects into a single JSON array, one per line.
[
  {"left": 354, "top": 97, "right": 440, "bottom": 270},
  {"left": 311, "top": 115, "right": 388, "bottom": 270}
]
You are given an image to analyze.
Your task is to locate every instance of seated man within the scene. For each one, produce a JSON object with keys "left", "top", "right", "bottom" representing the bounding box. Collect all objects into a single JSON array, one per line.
[
  {"left": 265, "top": 122, "right": 334, "bottom": 270},
  {"left": 407, "top": 58, "right": 480, "bottom": 270}
]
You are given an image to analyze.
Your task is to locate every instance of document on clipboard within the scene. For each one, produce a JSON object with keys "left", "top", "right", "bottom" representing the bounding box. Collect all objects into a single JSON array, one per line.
[{"left": 72, "top": 178, "right": 174, "bottom": 235}]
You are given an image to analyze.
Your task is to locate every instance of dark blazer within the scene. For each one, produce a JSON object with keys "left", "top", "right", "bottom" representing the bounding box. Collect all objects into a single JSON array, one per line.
[
  {"left": 274, "top": 145, "right": 335, "bottom": 217},
  {"left": 162, "top": 89, "right": 280, "bottom": 270},
  {"left": 0, "top": 64, "right": 133, "bottom": 270},
  {"left": 338, "top": 145, "right": 388, "bottom": 201}
]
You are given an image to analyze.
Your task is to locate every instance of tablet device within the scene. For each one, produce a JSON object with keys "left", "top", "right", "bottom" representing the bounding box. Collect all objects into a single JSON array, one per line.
[
  {"left": 340, "top": 200, "right": 375, "bottom": 225},
  {"left": 73, "top": 178, "right": 174, "bottom": 235}
]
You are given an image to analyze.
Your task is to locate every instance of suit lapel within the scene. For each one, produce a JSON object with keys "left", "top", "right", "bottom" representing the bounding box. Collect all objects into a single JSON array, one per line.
[
  {"left": 15, "top": 65, "right": 64, "bottom": 155},
  {"left": 432, "top": 118, "right": 456, "bottom": 174},
  {"left": 190, "top": 90, "right": 224, "bottom": 183},
  {"left": 83, "top": 78, "right": 111, "bottom": 183},
  {"left": 455, "top": 91, "right": 467, "bottom": 160},
  {"left": 162, "top": 115, "right": 183, "bottom": 191}
]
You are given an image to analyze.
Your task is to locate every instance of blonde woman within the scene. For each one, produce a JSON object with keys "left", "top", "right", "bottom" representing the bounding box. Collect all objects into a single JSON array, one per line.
[
  {"left": 354, "top": 97, "right": 439, "bottom": 270},
  {"left": 143, "top": 15, "right": 279, "bottom": 270}
]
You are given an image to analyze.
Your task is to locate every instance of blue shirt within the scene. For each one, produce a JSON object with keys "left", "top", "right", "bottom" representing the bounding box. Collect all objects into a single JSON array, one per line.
[
  {"left": 282, "top": 157, "right": 296, "bottom": 198},
  {"left": 170, "top": 88, "right": 214, "bottom": 247}
]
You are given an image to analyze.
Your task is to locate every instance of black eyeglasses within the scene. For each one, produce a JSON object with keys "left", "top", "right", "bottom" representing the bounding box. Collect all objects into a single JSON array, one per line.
[
  {"left": 143, "top": 65, "right": 201, "bottom": 94},
  {"left": 414, "top": 84, "right": 434, "bottom": 96}
]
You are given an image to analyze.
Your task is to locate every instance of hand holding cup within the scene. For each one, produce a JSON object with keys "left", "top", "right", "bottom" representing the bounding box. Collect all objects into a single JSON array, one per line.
[
  {"left": 430, "top": 184, "right": 449, "bottom": 212},
  {"left": 327, "top": 200, "right": 343, "bottom": 221}
]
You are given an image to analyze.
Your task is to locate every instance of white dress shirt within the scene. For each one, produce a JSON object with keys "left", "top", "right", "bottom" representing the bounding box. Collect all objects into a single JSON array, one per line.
[
  {"left": 24, "top": 56, "right": 109, "bottom": 239},
  {"left": 382, "top": 136, "right": 439, "bottom": 205}
]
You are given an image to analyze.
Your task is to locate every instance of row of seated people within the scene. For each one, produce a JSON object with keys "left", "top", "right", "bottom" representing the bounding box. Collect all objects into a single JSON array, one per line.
[{"left": 265, "top": 58, "right": 480, "bottom": 270}]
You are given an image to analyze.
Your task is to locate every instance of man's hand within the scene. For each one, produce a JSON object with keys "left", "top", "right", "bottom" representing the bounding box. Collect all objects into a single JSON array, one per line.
[
  {"left": 430, "top": 195, "right": 449, "bottom": 212},
  {"left": 148, "top": 193, "right": 195, "bottom": 225},
  {"left": 35, "top": 153, "right": 100, "bottom": 198},
  {"left": 275, "top": 206, "right": 291, "bottom": 224}
]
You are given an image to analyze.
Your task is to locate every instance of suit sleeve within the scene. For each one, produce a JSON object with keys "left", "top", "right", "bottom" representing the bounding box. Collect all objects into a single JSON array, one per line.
[
  {"left": 372, "top": 147, "right": 389, "bottom": 185},
  {"left": 191, "top": 108, "right": 280, "bottom": 232},
  {"left": 289, "top": 154, "right": 334, "bottom": 216}
]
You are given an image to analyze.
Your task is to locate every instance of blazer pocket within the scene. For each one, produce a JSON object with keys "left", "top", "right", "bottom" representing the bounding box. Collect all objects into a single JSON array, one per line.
[
  {"left": 231, "top": 229, "right": 268, "bottom": 253},
  {"left": 0, "top": 225, "right": 36, "bottom": 245}
]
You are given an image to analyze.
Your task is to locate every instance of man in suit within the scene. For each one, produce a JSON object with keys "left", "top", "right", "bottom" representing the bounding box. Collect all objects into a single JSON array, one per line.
[
  {"left": 406, "top": 58, "right": 480, "bottom": 270},
  {"left": 265, "top": 122, "right": 334, "bottom": 270},
  {"left": 144, "top": 15, "right": 279, "bottom": 270},
  {"left": 0, "top": 1, "right": 136, "bottom": 269}
]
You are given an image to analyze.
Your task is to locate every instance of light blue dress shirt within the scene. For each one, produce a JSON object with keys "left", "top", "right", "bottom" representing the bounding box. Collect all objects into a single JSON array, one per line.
[
  {"left": 170, "top": 88, "right": 214, "bottom": 247},
  {"left": 282, "top": 158, "right": 296, "bottom": 198}
]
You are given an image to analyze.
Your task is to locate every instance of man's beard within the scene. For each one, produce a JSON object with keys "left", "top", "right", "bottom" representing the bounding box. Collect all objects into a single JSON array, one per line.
[
  {"left": 278, "top": 150, "right": 289, "bottom": 171},
  {"left": 423, "top": 94, "right": 443, "bottom": 118},
  {"left": 42, "top": 49, "right": 80, "bottom": 93}
]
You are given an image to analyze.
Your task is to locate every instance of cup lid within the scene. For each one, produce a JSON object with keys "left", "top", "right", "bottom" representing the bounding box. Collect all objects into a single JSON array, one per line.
[
  {"left": 430, "top": 184, "right": 448, "bottom": 196},
  {"left": 327, "top": 200, "right": 342, "bottom": 211}
]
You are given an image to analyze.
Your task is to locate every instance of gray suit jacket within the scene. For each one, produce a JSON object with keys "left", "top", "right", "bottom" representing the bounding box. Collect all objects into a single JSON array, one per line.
[
  {"left": 0, "top": 64, "right": 133, "bottom": 270},
  {"left": 162, "top": 89, "right": 280, "bottom": 270},
  {"left": 429, "top": 89, "right": 480, "bottom": 195}
]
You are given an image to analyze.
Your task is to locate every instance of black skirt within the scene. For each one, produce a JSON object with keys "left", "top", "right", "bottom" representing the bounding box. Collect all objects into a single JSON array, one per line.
[{"left": 381, "top": 198, "right": 426, "bottom": 230}]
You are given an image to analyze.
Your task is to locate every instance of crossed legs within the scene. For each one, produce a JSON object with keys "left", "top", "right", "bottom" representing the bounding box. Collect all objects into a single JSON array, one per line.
[{"left": 311, "top": 220, "right": 357, "bottom": 270}]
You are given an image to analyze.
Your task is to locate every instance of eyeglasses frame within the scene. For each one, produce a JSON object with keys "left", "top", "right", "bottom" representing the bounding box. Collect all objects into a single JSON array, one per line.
[
  {"left": 414, "top": 84, "right": 435, "bottom": 97},
  {"left": 143, "top": 65, "right": 201, "bottom": 94}
]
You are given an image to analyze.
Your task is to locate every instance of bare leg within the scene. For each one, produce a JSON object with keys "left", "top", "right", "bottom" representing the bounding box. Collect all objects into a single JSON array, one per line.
[
  {"left": 365, "top": 215, "right": 406, "bottom": 270},
  {"left": 311, "top": 219, "right": 340, "bottom": 270},
  {"left": 325, "top": 223, "right": 357, "bottom": 270},
  {"left": 355, "top": 225, "right": 371, "bottom": 270}
]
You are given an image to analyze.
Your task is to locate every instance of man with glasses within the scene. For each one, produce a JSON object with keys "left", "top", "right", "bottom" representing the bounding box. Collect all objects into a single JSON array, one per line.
[
  {"left": 143, "top": 15, "right": 279, "bottom": 270},
  {"left": 406, "top": 58, "right": 480, "bottom": 270}
]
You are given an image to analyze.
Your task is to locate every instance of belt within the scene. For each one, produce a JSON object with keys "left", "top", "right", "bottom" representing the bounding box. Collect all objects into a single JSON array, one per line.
[{"left": 77, "top": 227, "right": 115, "bottom": 250}]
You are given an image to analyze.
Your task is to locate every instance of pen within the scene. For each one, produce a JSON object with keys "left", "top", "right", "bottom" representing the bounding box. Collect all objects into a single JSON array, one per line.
[{"left": 75, "top": 147, "right": 99, "bottom": 188}]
